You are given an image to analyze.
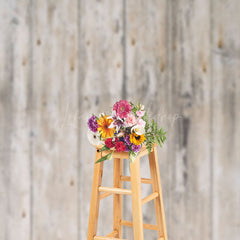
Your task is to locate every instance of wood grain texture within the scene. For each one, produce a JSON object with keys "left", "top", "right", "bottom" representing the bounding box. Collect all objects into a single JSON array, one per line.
[
  {"left": 125, "top": 1, "right": 168, "bottom": 239},
  {"left": 0, "top": 1, "right": 31, "bottom": 239},
  {"left": 0, "top": 0, "right": 239, "bottom": 239},
  {"left": 78, "top": 0, "right": 123, "bottom": 238},
  {"left": 211, "top": 1, "right": 240, "bottom": 239},
  {"left": 167, "top": 1, "right": 212, "bottom": 240},
  {"left": 31, "top": 0, "right": 79, "bottom": 239}
]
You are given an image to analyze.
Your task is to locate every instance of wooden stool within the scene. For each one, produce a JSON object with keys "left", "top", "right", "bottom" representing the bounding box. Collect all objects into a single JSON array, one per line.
[{"left": 87, "top": 144, "right": 168, "bottom": 240}]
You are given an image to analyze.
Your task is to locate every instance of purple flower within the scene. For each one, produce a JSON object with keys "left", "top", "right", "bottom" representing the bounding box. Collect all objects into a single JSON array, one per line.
[
  {"left": 87, "top": 115, "right": 99, "bottom": 132},
  {"left": 124, "top": 145, "right": 130, "bottom": 152},
  {"left": 131, "top": 144, "right": 141, "bottom": 153},
  {"left": 125, "top": 135, "right": 131, "bottom": 146}
]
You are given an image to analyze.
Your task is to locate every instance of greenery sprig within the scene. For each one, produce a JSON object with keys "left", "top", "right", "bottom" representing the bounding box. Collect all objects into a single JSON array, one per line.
[{"left": 143, "top": 111, "right": 167, "bottom": 154}]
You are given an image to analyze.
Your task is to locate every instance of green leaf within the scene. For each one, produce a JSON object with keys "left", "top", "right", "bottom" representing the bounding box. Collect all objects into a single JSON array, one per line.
[
  {"left": 155, "top": 136, "right": 162, "bottom": 147},
  {"left": 146, "top": 142, "right": 153, "bottom": 154},
  {"left": 106, "top": 152, "right": 113, "bottom": 160},
  {"left": 150, "top": 119, "right": 154, "bottom": 131},
  {"left": 129, "top": 150, "right": 138, "bottom": 163},
  {"left": 131, "top": 105, "right": 138, "bottom": 115},
  {"left": 99, "top": 145, "right": 110, "bottom": 152},
  {"left": 142, "top": 111, "right": 148, "bottom": 122},
  {"left": 95, "top": 152, "right": 113, "bottom": 164}
]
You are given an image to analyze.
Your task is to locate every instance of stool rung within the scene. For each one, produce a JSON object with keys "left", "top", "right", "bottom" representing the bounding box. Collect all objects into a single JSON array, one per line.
[
  {"left": 120, "top": 176, "right": 152, "bottom": 184},
  {"left": 120, "top": 220, "right": 159, "bottom": 231},
  {"left": 99, "top": 186, "right": 132, "bottom": 195},
  {"left": 105, "top": 230, "right": 118, "bottom": 237},
  {"left": 100, "top": 192, "right": 112, "bottom": 200},
  {"left": 94, "top": 237, "right": 126, "bottom": 240},
  {"left": 142, "top": 192, "right": 159, "bottom": 205}
]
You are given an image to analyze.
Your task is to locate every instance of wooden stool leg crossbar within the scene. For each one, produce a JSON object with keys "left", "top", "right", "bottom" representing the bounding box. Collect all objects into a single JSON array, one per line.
[{"left": 87, "top": 147, "right": 168, "bottom": 240}]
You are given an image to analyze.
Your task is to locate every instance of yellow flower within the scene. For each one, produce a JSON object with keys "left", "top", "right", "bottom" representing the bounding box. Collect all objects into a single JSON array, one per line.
[
  {"left": 97, "top": 115, "right": 115, "bottom": 139},
  {"left": 130, "top": 133, "right": 146, "bottom": 145}
]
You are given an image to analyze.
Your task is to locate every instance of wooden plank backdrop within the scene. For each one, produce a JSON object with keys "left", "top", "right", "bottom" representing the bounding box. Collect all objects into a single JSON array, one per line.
[
  {"left": 0, "top": 0, "right": 239, "bottom": 240},
  {"left": 32, "top": 0, "right": 79, "bottom": 239}
]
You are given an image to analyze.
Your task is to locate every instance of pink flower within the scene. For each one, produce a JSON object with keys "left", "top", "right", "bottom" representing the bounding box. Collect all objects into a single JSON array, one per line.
[
  {"left": 138, "top": 119, "right": 146, "bottom": 127},
  {"left": 136, "top": 110, "right": 145, "bottom": 117},
  {"left": 113, "top": 102, "right": 119, "bottom": 112},
  {"left": 125, "top": 113, "right": 137, "bottom": 127},
  {"left": 113, "top": 100, "right": 132, "bottom": 119}
]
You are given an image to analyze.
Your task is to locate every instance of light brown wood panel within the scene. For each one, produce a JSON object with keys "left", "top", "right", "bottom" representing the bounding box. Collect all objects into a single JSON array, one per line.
[
  {"left": 32, "top": 0, "right": 79, "bottom": 239},
  {"left": 0, "top": 1, "right": 31, "bottom": 239},
  {"left": 167, "top": 0, "right": 212, "bottom": 239},
  {"left": 78, "top": 0, "right": 124, "bottom": 238},
  {"left": 211, "top": 1, "right": 240, "bottom": 239}
]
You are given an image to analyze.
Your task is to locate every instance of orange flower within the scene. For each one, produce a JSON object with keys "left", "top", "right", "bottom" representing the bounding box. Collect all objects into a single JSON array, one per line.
[{"left": 97, "top": 115, "right": 115, "bottom": 139}]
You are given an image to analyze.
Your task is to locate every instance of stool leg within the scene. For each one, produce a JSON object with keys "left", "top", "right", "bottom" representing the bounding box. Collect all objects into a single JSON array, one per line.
[
  {"left": 149, "top": 147, "right": 168, "bottom": 240},
  {"left": 113, "top": 158, "right": 123, "bottom": 237},
  {"left": 130, "top": 157, "right": 144, "bottom": 240},
  {"left": 87, "top": 150, "right": 104, "bottom": 240}
]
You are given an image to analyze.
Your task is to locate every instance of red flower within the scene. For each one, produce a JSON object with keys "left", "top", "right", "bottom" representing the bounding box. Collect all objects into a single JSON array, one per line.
[
  {"left": 115, "top": 141, "right": 125, "bottom": 152},
  {"left": 105, "top": 138, "right": 115, "bottom": 148}
]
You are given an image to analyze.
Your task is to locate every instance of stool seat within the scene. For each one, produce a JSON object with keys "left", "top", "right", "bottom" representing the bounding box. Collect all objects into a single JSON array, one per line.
[
  {"left": 93, "top": 143, "right": 157, "bottom": 159},
  {"left": 87, "top": 144, "right": 168, "bottom": 240}
]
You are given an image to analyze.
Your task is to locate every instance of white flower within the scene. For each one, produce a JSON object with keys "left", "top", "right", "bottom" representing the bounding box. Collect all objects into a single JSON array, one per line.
[
  {"left": 116, "top": 131, "right": 125, "bottom": 137},
  {"left": 87, "top": 129, "right": 103, "bottom": 146},
  {"left": 99, "top": 112, "right": 105, "bottom": 118},
  {"left": 108, "top": 110, "right": 124, "bottom": 131},
  {"left": 131, "top": 125, "right": 145, "bottom": 135}
]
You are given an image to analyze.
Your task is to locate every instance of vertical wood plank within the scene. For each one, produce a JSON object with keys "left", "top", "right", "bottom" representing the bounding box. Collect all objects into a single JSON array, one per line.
[
  {"left": 78, "top": 0, "right": 124, "bottom": 238},
  {"left": 211, "top": 1, "right": 240, "bottom": 239},
  {"left": 125, "top": 1, "right": 168, "bottom": 238},
  {"left": 32, "top": 0, "right": 79, "bottom": 239},
  {"left": 126, "top": 0, "right": 168, "bottom": 109},
  {"left": 167, "top": 0, "right": 212, "bottom": 239},
  {"left": 0, "top": 1, "right": 31, "bottom": 239}
]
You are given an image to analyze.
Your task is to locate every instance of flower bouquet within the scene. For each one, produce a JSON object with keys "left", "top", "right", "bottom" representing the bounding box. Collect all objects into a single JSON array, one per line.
[{"left": 87, "top": 100, "right": 166, "bottom": 163}]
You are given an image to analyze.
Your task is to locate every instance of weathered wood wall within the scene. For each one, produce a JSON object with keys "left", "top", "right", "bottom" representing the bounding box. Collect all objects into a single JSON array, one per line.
[{"left": 0, "top": 0, "right": 239, "bottom": 240}]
